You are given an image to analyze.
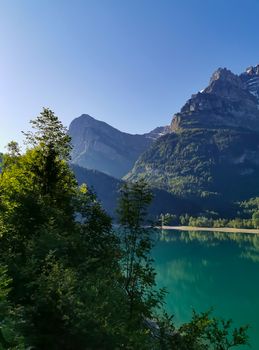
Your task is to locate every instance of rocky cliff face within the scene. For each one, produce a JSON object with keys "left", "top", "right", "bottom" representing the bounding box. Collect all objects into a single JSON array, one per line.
[
  {"left": 171, "top": 67, "right": 259, "bottom": 132},
  {"left": 126, "top": 64, "right": 259, "bottom": 215},
  {"left": 69, "top": 114, "right": 168, "bottom": 178},
  {"left": 240, "top": 64, "right": 259, "bottom": 102}
]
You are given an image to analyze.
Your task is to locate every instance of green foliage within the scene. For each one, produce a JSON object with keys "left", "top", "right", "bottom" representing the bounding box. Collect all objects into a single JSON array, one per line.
[
  {"left": 0, "top": 266, "right": 25, "bottom": 350},
  {"left": 0, "top": 109, "right": 249, "bottom": 349},
  {"left": 23, "top": 107, "right": 72, "bottom": 159},
  {"left": 176, "top": 214, "right": 256, "bottom": 229},
  {"left": 0, "top": 109, "right": 127, "bottom": 349},
  {"left": 6, "top": 142, "right": 21, "bottom": 158},
  {"left": 159, "top": 213, "right": 178, "bottom": 226},
  {"left": 155, "top": 311, "right": 248, "bottom": 350},
  {"left": 180, "top": 214, "right": 190, "bottom": 226},
  {"left": 252, "top": 211, "right": 259, "bottom": 228},
  {"left": 117, "top": 180, "right": 165, "bottom": 321},
  {"left": 127, "top": 128, "right": 259, "bottom": 217},
  {"left": 240, "top": 197, "right": 259, "bottom": 214},
  {"left": 174, "top": 311, "right": 248, "bottom": 350}
]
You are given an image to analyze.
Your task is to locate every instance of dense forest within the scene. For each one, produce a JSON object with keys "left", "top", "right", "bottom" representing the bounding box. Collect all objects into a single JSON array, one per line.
[
  {"left": 126, "top": 128, "right": 259, "bottom": 218},
  {"left": 0, "top": 109, "right": 249, "bottom": 349}
]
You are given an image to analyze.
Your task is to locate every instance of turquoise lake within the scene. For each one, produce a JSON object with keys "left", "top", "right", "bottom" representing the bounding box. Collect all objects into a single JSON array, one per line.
[{"left": 152, "top": 229, "right": 259, "bottom": 349}]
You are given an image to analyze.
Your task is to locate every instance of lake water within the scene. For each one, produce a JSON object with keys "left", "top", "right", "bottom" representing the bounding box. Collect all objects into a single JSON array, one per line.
[{"left": 152, "top": 229, "right": 259, "bottom": 349}]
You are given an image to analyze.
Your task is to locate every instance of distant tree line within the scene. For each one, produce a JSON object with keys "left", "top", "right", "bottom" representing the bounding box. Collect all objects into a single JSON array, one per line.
[{"left": 160, "top": 205, "right": 259, "bottom": 229}]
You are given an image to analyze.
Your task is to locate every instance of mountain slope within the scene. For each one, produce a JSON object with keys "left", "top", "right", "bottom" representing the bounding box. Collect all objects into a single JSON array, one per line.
[
  {"left": 71, "top": 164, "right": 122, "bottom": 216},
  {"left": 71, "top": 164, "right": 197, "bottom": 219},
  {"left": 69, "top": 114, "right": 168, "bottom": 178},
  {"left": 125, "top": 65, "right": 259, "bottom": 216}
]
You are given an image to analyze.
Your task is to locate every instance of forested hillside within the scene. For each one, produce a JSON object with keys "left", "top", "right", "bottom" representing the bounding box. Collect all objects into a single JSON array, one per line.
[
  {"left": 126, "top": 65, "right": 259, "bottom": 216},
  {"left": 72, "top": 163, "right": 198, "bottom": 219}
]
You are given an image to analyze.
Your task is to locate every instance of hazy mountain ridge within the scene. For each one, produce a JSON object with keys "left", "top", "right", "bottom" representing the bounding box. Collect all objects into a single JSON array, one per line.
[{"left": 69, "top": 114, "right": 169, "bottom": 178}]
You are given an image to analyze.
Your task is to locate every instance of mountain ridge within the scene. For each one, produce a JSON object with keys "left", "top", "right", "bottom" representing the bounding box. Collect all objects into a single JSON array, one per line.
[
  {"left": 171, "top": 65, "right": 259, "bottom": 133},
  {"left": 69, "top": 114, "right": 169, "bottom": 178}
]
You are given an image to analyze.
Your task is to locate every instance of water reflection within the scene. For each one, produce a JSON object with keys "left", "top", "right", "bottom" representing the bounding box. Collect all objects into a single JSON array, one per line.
[
  {"left": 158, "top": 229, "right": 259, "bottom": 263},
  {"left": 152, "top": 229, "right": 259, "bottom": 349}
]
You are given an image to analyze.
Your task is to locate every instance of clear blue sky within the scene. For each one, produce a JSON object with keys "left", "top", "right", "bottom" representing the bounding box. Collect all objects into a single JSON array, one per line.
[{"left": 1, "top": 0, "right": 259, "bottom": 151}]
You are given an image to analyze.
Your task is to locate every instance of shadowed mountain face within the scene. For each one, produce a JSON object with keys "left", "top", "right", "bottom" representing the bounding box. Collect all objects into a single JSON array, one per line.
[
  {"left": 69, "top": 114, "right": 168, "bottom": 178},
  {"left": 125, "top": 65, "right": 259, "bottom": 215},
  {"left": 71, "top": 164, "right": 197, "bottom": 219}
]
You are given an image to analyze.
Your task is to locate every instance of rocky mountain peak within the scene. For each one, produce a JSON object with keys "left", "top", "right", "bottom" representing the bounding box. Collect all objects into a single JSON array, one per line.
[
  {"left": 78, "top": 113, "right": 94, "bottom": 119},
  {"left": 240, "top": 64, "right": 259, "bottom": 101},
  {"left": 69, "top": 114, "right": 169, "bottom": 178},
  {"left": 171, "top": 65, "right": 259, "bottom": 132},
  {"left": 206, "top": 67, "right": 245, "bottom": 94},
  {"left": 245, "top": 64, "right": 259, "bottom": 76},
  {"left": 209, "top": 67, "right": 239, "bottom": 84},
  {"left": 71, "top": 114, "right": 108, "bottom": 129}
]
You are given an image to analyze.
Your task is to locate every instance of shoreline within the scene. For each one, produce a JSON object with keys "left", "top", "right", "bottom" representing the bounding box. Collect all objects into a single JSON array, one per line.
[{"left": 159, "top": 225, "right": 259, "bottom": 234}]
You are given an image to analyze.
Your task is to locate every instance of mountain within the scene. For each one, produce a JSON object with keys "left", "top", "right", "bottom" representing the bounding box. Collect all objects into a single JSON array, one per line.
[
  {"left": 171, "top": 67, "right": 259, "bottom": 132},
  {"left": 125, "top": 64, "right": 259, "bottom": 216},
  {"left": 71, "top": 164, "right": 197, "bottom": 219},
  {"left": 69, "top": 114, "right": 168, "bottom": 178},
  {"left": 71, "top": 164, "right": 122, "bottom": 216},
  {"left": 240, "top": 65, "right": 259, "bottom": 101}
]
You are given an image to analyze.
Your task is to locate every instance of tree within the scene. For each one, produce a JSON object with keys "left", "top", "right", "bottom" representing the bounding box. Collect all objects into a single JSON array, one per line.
[
  {"left": 117, "top": 180, "right": 165, "bottom": 323},
  {"left": 23, "top": 107, "right": 71, "bottom": 159},
  {"left": 0, "top": 108, "right": 128, "bottom": 349},
  {"left": 157, "top": 310, "right": 249, "bottom": 350},
  {"left": 252, "top": 211, "right": 259, "bottom": 228},
  {"left": 0, "top": 265, "right": 25, "bottom": 350}
]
